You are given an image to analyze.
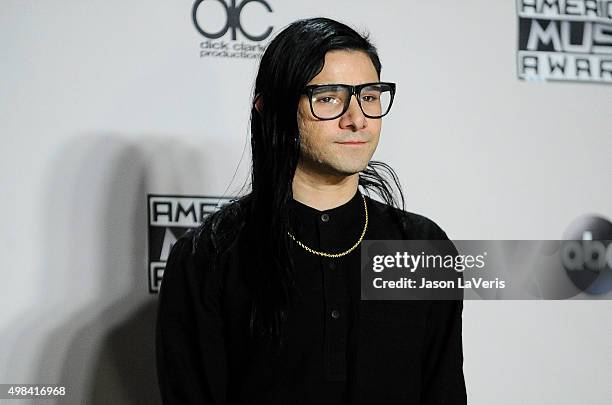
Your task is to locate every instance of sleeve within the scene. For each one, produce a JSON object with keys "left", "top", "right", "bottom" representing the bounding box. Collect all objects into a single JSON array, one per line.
[
  {"left": 155, "top": 231, "right": 227, "bottom": 405},
  {"left": 421, "top": 300, "right": 467, "bottom": 404},
  {"left": 419, "top": 217, "right": 467, "bottom": 404}
]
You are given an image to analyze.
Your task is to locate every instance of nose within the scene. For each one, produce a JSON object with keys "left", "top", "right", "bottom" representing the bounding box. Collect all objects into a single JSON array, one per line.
[{"left": 338, "top": 94, "right": 367, "bottom": 131}]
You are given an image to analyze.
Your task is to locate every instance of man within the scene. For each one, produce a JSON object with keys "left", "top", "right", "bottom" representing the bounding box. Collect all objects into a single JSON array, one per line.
[{"left": 156, "top": 17, "right": 466, "bottom": 404}]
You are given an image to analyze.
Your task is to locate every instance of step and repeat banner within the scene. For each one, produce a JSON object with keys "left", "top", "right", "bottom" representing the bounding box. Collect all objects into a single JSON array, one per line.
[{"left": 2, "top": 1, "right": 612, "bottom": 404}]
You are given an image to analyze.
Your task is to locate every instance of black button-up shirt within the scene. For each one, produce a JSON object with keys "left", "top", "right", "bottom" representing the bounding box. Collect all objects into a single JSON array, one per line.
[{"left": 156, "top": 190, "right": 466, "bottom": 404}]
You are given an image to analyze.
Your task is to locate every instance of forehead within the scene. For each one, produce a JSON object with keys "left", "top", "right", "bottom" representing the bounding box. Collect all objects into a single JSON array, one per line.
[{"left": 308, "top": 50, "right": 379, "bottom": 85}]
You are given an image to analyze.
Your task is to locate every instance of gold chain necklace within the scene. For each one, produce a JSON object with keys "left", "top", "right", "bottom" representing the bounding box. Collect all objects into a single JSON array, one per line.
[{"left": 287, "top": 193, "right": 368, "bottom": 258}]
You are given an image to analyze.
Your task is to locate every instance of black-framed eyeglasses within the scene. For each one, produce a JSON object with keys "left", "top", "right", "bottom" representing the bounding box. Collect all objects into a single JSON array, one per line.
[{"left": 301, "top": 82, "right": 396, "bottom": 120}]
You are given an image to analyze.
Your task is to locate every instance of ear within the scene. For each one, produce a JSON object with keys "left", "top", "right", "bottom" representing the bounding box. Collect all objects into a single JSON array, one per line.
[{"left": 254, "top": 94, "right": 263, "bottom": 114}]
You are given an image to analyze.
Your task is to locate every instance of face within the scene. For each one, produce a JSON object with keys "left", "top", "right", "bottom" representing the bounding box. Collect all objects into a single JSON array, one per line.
[{"left": 297, "top": 50, "right": 382, "bottom": 177}]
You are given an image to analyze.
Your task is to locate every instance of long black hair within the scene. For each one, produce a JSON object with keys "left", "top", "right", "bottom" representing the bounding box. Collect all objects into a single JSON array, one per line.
[{"left": 200, "top": 17, "right": 406, "bottom": 348}]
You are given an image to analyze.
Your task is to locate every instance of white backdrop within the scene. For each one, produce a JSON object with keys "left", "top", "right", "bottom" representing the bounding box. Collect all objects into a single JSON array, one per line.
[{"left": 2, "top": 1, "right": 611, "bottom": 404}]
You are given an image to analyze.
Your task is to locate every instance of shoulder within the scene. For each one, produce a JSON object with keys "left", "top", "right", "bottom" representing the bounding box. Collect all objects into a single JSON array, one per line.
[
  {"left": 365, "top": 196, "right": 450, "bottom": 240},
  {"left": 159, "top": 228, "right": 203, "bottom": 291},
  {"left": 160, "top": 196, "right": 249, "bottom": 289},
  {"left": 192, "top": 195, "right": 250, "bottom": 257}
]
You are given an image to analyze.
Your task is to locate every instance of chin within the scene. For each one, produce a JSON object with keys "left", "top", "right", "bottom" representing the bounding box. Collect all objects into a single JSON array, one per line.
[{"left": 330, "top": 162, "right": 369, "bottom": 176}]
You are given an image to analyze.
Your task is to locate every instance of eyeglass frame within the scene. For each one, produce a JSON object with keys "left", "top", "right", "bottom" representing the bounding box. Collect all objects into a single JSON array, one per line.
[{"left": 300, "top": 81, "right": 396, "bottom": 121}]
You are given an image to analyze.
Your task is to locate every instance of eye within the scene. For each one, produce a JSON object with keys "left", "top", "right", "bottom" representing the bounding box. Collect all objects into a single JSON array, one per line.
[
  {"left": 315, "top": 96, "right": 341, "bottom": 104},
  {"left": 361, "top": 93, "right": 380, "bottom": 103}
]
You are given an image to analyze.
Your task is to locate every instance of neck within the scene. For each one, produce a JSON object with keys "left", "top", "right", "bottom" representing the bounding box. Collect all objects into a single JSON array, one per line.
[{"left": 292, "top": 164, "right": 359, "bottom": 211}]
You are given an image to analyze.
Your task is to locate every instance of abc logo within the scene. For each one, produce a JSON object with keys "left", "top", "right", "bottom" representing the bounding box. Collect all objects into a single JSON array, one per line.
[
  {"left": 561, "top": 241, "right": 612, "bottom": 272},
  {"left": 192, "top": 0, "right": 273, "bottom": 41},
  {"left": 561, "top": 215, "right": 612, "bottom": 295}
]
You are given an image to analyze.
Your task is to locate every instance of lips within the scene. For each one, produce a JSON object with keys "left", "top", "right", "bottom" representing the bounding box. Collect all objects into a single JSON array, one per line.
[{"left": 338, "top": 140, "right": 366, "bottom": 144}]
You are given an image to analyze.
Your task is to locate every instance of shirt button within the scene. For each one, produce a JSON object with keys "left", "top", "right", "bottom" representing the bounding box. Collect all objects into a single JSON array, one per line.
[
  {"left": 331, "top": 309, "right": 340, "bottom": 319},
  {"left": 321, "top": 213, "right": 330, "bottom": 222}
]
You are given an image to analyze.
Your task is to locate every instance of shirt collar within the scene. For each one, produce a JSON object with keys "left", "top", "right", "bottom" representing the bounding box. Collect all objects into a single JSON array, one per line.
[{"left": 289, "top": 188, "right": 364, "bottom": 232}]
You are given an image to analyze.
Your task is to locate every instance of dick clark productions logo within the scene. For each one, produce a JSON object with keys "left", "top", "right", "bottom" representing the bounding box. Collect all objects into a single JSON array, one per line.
[{"left": 192, "top": 0, "right": 273, "bottom": 58}]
